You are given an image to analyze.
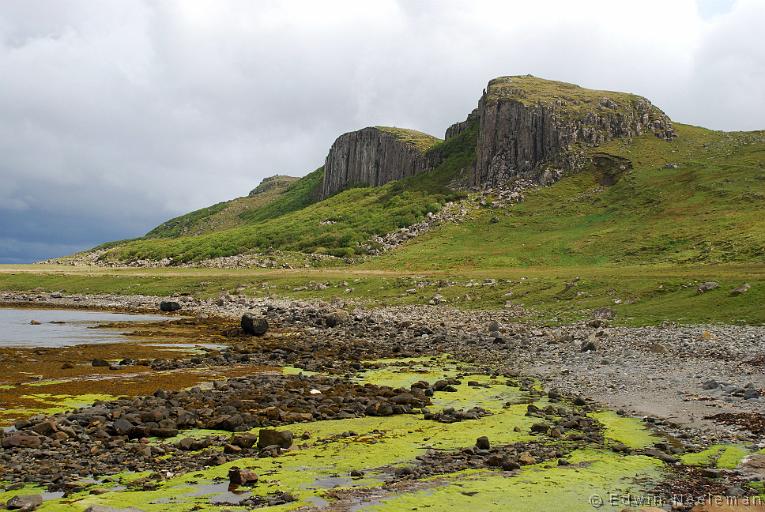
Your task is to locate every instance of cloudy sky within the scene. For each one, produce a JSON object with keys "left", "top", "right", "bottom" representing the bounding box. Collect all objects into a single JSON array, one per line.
[{"left": 1, "top": 0, "right": 763, "bottom": 263}]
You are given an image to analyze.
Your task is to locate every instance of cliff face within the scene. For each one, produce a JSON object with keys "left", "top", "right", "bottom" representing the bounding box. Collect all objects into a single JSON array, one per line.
[
  {"left": 473, "top": 76, "right": 674, "bottom": 186},
  {"left": 321, "top": 127, "right": 440, "bottom": 199}
]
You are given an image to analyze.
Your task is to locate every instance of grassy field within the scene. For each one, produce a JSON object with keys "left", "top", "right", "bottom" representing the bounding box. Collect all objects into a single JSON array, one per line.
[{"left": 1, "top": 263, "right": 761, "bottom": 326}]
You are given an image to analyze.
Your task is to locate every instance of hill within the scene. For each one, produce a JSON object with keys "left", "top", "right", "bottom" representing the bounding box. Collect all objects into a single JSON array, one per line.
[{"left": 77, "top": 75, "right": 762, "bottom": 270}]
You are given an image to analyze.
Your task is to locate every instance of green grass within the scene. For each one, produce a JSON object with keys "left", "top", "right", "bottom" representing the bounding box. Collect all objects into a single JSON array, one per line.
[
  {"left": 372, "top": 124, "right": 765, "bottom": 270},
  {"left": 485, "top": 75, "right": 668, "bottom": 123},
  {"left": 374, "top": 126, "right": 442, "bottom": 153}
]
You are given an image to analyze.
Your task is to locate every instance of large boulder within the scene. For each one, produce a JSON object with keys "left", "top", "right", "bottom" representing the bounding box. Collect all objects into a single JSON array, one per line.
[
  {"left": 2, "top": 433, "right": 42, "bottom": 449},
  {"left": 241, "top": 313, "right": 268, "bottom": 336},
  {"left": 6, "top": 494, "right": 43, "bottom": 511},
  {"left": 159, "top": 301, "right": 182, "bottom": 312},
  {"left": 257, "top": 429, "right": 293, "bottom": 449}
]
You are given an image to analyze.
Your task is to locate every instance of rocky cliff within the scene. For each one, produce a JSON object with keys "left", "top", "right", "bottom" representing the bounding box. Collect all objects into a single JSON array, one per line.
[
  {"left": 473, "top": 75, "right": 675, "bottom": 186},
  {"left": 321, "top": 126, "right": 441, "bottom": 198}
]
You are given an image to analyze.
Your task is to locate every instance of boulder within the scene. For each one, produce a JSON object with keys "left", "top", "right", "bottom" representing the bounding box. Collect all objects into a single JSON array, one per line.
[
  {"left": 2, "top": 433, "right": 42, "bottom": 449},
  {"left": 697, "top": 281, "right": 719, "bottom": 294},
  {"left": 159, "top": 301, "right": 182, "bottom": 312},
  {"left": 6, "top": 494, "right": 43, "bottom": 511},
  {"left": 324, "top": 309, "right": 350, "bottom": 328},
  {"left": 730, "top": 283, "right": 751, "bottom": 296},
  {"left": 475, "top": 436, "right": 490, "bottom": 450},
  {"left": 257, "top": 429, "right": 293, "bottom": 449},
  {"left": 91, "top": 358, "right": 110, "bottom": 367},
  {"left": 241, "top": 313, "right": 268, "bottom": 336},
  {"left": 228, "top": 467, "right": 259, "bottom": 486}
]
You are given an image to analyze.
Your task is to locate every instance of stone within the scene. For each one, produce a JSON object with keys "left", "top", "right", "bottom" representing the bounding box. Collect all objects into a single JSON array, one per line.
[
  {"left": 580, "top": 340, "right": 597, "bottom": 352},
  {"left": 91, "top": 358, "right": 110, "bottom": 367},
  {"left": 29, "top": 320, "right": 41, "bottom": 325},
  {"left": 159, "top": 301, "right": 182, "bottom": 312},
  {"left": 231, "top": 433, "right": 258, "bottom": 449},
  {"left": 475, "top": 436, "right": 490, "bottom": 450},
  {"left": 6, "top": 494, "right": 43, "bottom": 511},
  {"left": 2, "top": 433, "right": 42, "bottom": 449},
  {"left": 518, "top": 451, "right": 536, "bottom": 465},
  {"left": 321, "top": 127, "right": 435, "bottom": 199},
  {"left": 591, "top": 307, "right": 616, "bottom": 320},
  {"left": 257, "top": 429, "right": 293, "bottom": 450},
  {"left": 730, "top": 283, "right": 751, "bottom": 296},
  {"left": 228, "top": 467, "right": 258, "bottom": 486},
  {"left": 697, "top": 281, "right": 719, "bottom": 294},
  {"left": 241, "top": 313, "right": 268, "bottom": 336},
  {"left": 324, "top": 309, "right": 350, "bottom": 328}
]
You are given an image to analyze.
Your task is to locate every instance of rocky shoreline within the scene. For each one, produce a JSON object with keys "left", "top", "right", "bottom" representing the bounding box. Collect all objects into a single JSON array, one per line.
[{"left": 1, "top": 291, "right": 764, "bottom": 510}]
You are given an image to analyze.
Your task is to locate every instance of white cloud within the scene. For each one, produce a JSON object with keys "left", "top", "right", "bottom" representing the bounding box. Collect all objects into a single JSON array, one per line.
[{"left": 0, "top": 0, "right": 762, "bottom": 261}]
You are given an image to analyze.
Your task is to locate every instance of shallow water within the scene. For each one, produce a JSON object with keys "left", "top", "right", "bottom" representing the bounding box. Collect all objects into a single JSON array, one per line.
[{"left": 0, "top": 307, "right": 167, "bottom": 348}]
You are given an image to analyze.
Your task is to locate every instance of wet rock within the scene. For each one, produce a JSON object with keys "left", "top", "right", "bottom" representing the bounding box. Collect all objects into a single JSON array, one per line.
[
  {"left": 6, "top": 494, "right": 43, "bottom": 511},
  {"left": 257, "top": 429, "right": 293, "bottom": 449},
  {"left": 29, "top": 320, "right": 41, "bottom": 325},
  {"left": 91, "top": 358, "right": 110, "bottom": 367},
  {"left": 159, "top": 301, "right": 181, "bottom": 312},
  {"left": 350, "top": 469, "right": 365, "bottom": 478},
  {"left": 241, "top": 313, "right": 268, "bottom": 336},
  {"left": 475, "top": 436, "right": 490, "bottom": 450},
  {"left": 228, "top": 467, "right": 259, "bottom": 486}
]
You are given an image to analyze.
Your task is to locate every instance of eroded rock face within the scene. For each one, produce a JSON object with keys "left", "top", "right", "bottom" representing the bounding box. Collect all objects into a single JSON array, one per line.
[
  {"left": 473, "top": 76, "right": 675, "bottom": 187},
  {"left": 321, "top": 127, "right": 434, "bottom": 199}
]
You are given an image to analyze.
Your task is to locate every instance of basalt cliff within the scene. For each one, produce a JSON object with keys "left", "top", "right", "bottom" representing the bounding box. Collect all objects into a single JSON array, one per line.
[{"left": 321, "top": 75, "right": 674, "bottom": 196}]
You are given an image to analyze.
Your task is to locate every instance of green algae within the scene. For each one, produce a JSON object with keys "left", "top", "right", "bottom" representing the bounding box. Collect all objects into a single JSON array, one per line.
[
  {"left": 364, "top": 449, "right": 664, "bottom": 512},
  {"left": 281, "top": 366, "right": 317, "bottom": 376},
  {"left": 589, "top": 411, "right": 658, "bottom": 449},
  {"left": 680, "top": 444, "right": 751, "bottom": 469}
]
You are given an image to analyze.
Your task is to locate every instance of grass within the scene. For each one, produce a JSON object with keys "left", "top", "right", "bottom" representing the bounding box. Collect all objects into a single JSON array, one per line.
[
  {"left": 374, "top": 126, "right": 442, "bottom": 153},
  {"left": 484, "top": 75, "right": 669, "bottom": 123}
]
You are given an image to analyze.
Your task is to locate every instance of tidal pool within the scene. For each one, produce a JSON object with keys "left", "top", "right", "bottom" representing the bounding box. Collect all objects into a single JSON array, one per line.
[{"left": 0, "top": 307, "right": 168, "bottom": 348}]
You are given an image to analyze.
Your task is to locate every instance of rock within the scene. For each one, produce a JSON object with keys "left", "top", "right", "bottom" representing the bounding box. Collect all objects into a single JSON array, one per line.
[
  {"left": 580, "top": 340, "right": 597, "bottom": 352},
  {"left": 91, "top": 358, "right": 110, "bottom": 367},
  {"left": 488, "top": 320, "right": 501, "bottom": 333},
  {"left": 350, "top": 469, "right": 365, "bottom": 478},
  {"left": 257, "top": 429, "right": 293, "bottom": 449},
  {"left": 231, "top": 433, "right": 258, "bottom": 449},
  {"left": 474, "top": 76, "right": 673, "bottom": 187},
  {"left": 321, "top": 127, "right": 434, "bottom": 199},
  {"left": 61, "top": 362, "right": 75, "bottom": 369},
  {"left": 697, "top": 281, "right": 719, "bottom": 294},
  {"left": 475, "top": 436, "right": 490, "bottom": 450},
  {"left": 643, "top": 447, "right": 678, "bottom": 464},
  {"left": 730, "top": 283, "right": 751, "bottom": 296},
  {"left": 518, "top": 451, "right": 536, "bottom": 465},
  {"left": 6, "top": 494, "right": 43, "bottom": 511},
  {"left": 530, "top": 423, "right": 549, "bottom": 434},
  {"left": 30, "top": 420, "right": 57, "bottom": 437},
  {"left": 29, "top": 320, "right": 41, "bottom": 325},
  {"left": 591, "top": 307, "right": 616, "bottom": 320},
  {"left": 228, "top": 467, "right": 259, "bottom": 486},
  {"left": 2, "top": 433, "right": 42, "bottom": 449},
  {"left": 325, "top": 309, "right": 350, "bottom": 328},
  {"left": 241, "top": 313, "right": 268, "bottom": 336},
  {"left": 159, "top": 301, "right": 181, "bottom": 312}
]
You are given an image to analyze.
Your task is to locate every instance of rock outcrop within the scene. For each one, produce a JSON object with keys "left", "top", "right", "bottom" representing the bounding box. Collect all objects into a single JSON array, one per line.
[
  {"left": 248, "top": 175, "right": 298, "bottom": 197},
  {"left": 472, "top": 75, "right": 674, "bottom": 186},
  {"left": 321, "top": 127, "right": 441, "bottom": 199}
]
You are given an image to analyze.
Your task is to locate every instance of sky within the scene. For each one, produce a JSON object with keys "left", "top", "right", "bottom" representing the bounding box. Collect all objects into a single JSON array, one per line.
[{"left": 1, "top": 0, "right": 763, "bottom": 263}]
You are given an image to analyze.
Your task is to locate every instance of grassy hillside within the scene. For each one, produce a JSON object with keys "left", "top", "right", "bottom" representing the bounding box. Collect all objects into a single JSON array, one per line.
[
  {"left": 145, "top": 175, "right": 299, "bottom": 239},
  {"left": 97, "top": 124, "right": 477, "bottom": 262},
  {"left": 371, "top": 124, "right": 765, "bottom": 270}
]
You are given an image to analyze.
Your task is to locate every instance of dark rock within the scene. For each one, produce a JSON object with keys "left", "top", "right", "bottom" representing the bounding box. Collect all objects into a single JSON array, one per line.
[
  {"left": 257, "top": 429, "right": 293, "bottom": 449},
  {"left": 325, "top": 309, "right": 350, "bottom": 328},
  {"left": 241, "top": 313, "right": 268, "bottom": 336},
  {"left": 91, "top": 358, "right": 110, "bottom": 367},
  {"left": 231, "top": 433, "right": 258, "bottom": 449},
  {"left": 475, "top": 436, "right": 490, "bottom": 450},
  {"left": 580, "top": 340, "right": 597, "bottom": 352},
  {"left": 159, "top": 301, "right": 182, "bottom": 312}
]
